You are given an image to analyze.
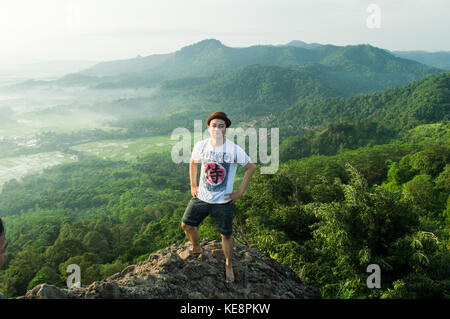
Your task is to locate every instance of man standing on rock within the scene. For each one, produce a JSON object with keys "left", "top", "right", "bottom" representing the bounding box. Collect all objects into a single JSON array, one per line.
[{"left": 181, "top": 111, "right": 256, "bottom": 283}]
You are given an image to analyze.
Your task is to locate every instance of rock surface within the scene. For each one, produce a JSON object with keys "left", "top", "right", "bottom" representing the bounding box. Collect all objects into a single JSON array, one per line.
[{"left": 17, "top": 239, "right": 321, "bottom": 299}]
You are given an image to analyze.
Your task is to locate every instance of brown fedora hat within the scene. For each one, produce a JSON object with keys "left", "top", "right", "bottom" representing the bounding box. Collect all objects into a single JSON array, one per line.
[{"left": 206, "top": 111, "right": 231, "bottom": 128}]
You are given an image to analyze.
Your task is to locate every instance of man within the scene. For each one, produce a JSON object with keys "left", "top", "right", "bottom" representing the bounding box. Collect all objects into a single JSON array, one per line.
[
  {"left": 181, "top": 111, "right": 256, "bottom": 283},
  {"left": 0, "top": 218, "right": 7, "bottom": 299}
]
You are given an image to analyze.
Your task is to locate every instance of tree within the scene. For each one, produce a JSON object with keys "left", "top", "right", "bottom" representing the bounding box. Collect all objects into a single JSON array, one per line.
[
  {"left": 59, "top": 253, "right": 101, "bottom": 286},
  {"left": 403, "top": 175, "right": 440, "bottom": 215},
  {"left": 45, "top": 239, "right": 86, "bottom": 266},
  {"left": 27, "top": 266, "right": 63, "bottom": 290},
  {"left": 409, "top": 144, "right": 449, "bottom": 176},
  {"left": 3, "top": 248, "right": 44, "bottom": 296}
]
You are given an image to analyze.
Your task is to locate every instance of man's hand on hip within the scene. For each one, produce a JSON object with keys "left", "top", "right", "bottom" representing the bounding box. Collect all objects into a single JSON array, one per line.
[
  {"left": 191, "top": 185, "right": 199, "bottom": 198},
  {"left": 224, "top": 190, "right": 242, "bottom": 204}
]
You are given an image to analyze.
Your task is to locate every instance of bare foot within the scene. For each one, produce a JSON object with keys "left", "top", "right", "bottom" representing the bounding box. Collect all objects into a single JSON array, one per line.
[
  {"left": 190, "top": 247, "right": 203, "bottom": 254},
  {"left": 225, "top": 265, "right": 234, "bottom": 283}
]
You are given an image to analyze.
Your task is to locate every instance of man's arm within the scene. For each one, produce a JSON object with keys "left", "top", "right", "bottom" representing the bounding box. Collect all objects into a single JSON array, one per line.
[
  {"left": 190, "top": 157, "right": 199, "bottom": 197},
  {"left": 190, "top": 158, "right": 198, "bottom": 186},
  {"left": 237, "top": 162, "right": 257, "bottom": 195}
]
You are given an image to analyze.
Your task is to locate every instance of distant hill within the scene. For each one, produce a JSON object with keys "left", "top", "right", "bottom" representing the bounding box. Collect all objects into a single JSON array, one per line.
[
  {"left": 148, "top": 53, "right": 444, "bottom": 120},
  {"left": 79, "top": 53, "right": 173, "bottom": 77},
  {"left": 61, "top": 39, "right": 443, "bottom": 90},
  {"left": 9, "top": 39, "right": 446, "bottom": 131},
  {"left": 263, "top": 71, "right": 450, "bottom": 131},
  {"left": 391, "top": 50, "right": 450, "bottom": 70},
  {"left": 283, "top": 40, "right": 323, "bottom": 49},
  {"left": 280, "top": 41, "right": 450, "bottom": 71},
  {"left": 84, "top": 41, "right": 446, "bottom": 135},
  {"left": 159, "top": 64, "right": 346, "bottom": 115},
  {"left": 281, "top": 41, "right": 450, "bottom": 71}
]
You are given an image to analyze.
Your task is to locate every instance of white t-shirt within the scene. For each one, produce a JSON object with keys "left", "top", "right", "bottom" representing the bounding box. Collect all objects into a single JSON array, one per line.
[{"left": 191, "top": 138, "right": 251, "bottom": 204}]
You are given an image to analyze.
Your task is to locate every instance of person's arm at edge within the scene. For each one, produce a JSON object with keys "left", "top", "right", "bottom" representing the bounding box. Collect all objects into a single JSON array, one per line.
[{"left": 0, "top": 219, "right": 6, "bottom": 270}]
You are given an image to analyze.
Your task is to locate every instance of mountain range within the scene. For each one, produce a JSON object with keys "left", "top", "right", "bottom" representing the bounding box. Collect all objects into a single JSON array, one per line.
[
  {"left": 6, "top": 39, "right": 449, "bottom": 138},
  {"left": 14, "top": 39, "right": 444, "bottom": 92},
  {"left": 78, "top": 39, "right": 448, "bottom": 78}
]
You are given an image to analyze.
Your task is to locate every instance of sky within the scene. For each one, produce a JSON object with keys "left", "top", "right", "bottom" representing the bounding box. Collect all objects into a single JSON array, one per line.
[{"left": 1, "top": 0, "right": 449, "bottom": 65}]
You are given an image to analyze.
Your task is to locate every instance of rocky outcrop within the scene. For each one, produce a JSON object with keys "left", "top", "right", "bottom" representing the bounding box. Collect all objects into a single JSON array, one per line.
[{"left": 18, "top": 239, "right": 321, "bottom": 299}]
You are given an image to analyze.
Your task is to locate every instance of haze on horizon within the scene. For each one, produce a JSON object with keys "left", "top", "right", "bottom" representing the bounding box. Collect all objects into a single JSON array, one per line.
[{"left": 0, "top": 0, "right": 449, "bottom": 66}]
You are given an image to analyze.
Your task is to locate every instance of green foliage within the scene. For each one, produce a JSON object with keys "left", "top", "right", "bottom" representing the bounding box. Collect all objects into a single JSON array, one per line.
[
  {"left": 27, "top": 266, "right": 63, "bottom": 290},
  {"left": 111, "top": 56, "right": 444, "bottom": 138},
  {"left": 99, "top": 259, "right": 128, "bottom": 278},
  {"left": 0, "top": 94, "right": 448, "bottom": 299},
  {"left": 59, "top": 253, "right": 102, "bottom": 285},
  {"left": 279, "top": 120, "right": 396, "bottom": 161},
  {"left": 436, "top": 164, "right": 450, "bottom": 192},
  {"left": 1, "top": 247, "right": 44, "bottom": 296},
  {"left": 235, "top": 140, "right": 449, "bottom": 298},
  {"left": 403, "top": 175, "right": 441, "bottom": 214},
  {"left": 266, "top": 72, "right": 450, "bottom": 132},
  {"left": 408, "top": 144, "right": 449, "bottom": 176}
]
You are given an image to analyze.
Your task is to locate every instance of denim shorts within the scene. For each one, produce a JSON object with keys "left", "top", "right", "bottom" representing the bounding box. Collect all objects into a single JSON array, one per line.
[{"left": 182, "top": 197, "right": 234, "bottom": 235}]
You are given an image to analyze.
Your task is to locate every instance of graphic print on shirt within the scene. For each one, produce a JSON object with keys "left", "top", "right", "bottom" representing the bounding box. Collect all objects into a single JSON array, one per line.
[
  {"left": 204, "top": 162, "right": 226, "bottom": 186},
  {"left": 202, "top": 160, "right": 230, "bottom": 192}
]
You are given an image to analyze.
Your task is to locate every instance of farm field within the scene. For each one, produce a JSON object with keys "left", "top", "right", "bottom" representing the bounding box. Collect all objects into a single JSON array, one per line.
[
  {"left": 0, "top": 151, "right": 77, "bottom": 190},
  {"left": 69, "top": 135, "right": 180, "bottom": 161},
  {"left": 0, "top": 134, "right": 192, "bottom": 193}
]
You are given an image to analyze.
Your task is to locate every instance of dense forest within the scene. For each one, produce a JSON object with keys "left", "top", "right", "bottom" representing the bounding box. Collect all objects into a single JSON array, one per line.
[
  {"left": 0, "top": 118, "right": 448, "bottom": 298},
  {"left": 0, "top": 40, "right": 448, "bottom": 299},
  {"left": 264, "top": 72, "right": 449, "bottom": 140}
]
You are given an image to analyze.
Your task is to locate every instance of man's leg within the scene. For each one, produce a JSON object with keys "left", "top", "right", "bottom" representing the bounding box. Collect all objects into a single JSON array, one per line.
[
  {"left": 221, "top": 234, "right": 234, "bottom": 283},
  {"left": 211, "top": 202, "right": 235, "bottom": 283},
  {"left": 181, "top": 222, "right": 202, "bottom": 253},
  {"left": 181, "top": 198, "right": 209, "bottom": 254}
]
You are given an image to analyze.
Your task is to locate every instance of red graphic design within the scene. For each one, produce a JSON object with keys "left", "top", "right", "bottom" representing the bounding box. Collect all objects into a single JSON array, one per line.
[{"left": 204, "top": 162, "right": 226, "bottom": 186}]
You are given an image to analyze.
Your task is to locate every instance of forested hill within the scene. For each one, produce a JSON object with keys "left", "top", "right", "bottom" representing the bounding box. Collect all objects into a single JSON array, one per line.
[
  {"left": 84, "top": 40, "right": 443, "bottom": 91},
  {"left": 9, "top": 39, "right": 446, "bottom": 143},
  {"left": 279, "top": 40, "right": 450, "bottom": 70},
  {"left": 0, "top": 122, "right": 448, "bottom": 298},
  {"left": 156, "top": 64, "right": 346, "bottom": 119},
  {"left": 0, "top": 39, "right": 448, "bottom": 300},
  {"left": 391, "top": 50, "right": 450, "bottom": 70},
  {"left": 264, "top": 71, "right": 450, "bottom": 135},
  {"left": 117, "top": 68, "right": 449, "bottom": 139},
  {"left": 79, "top": 39, "right": 441, "bottom": 79},
  {"left": 14, "top": 39, "right": 442, "bottom": 93}
]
